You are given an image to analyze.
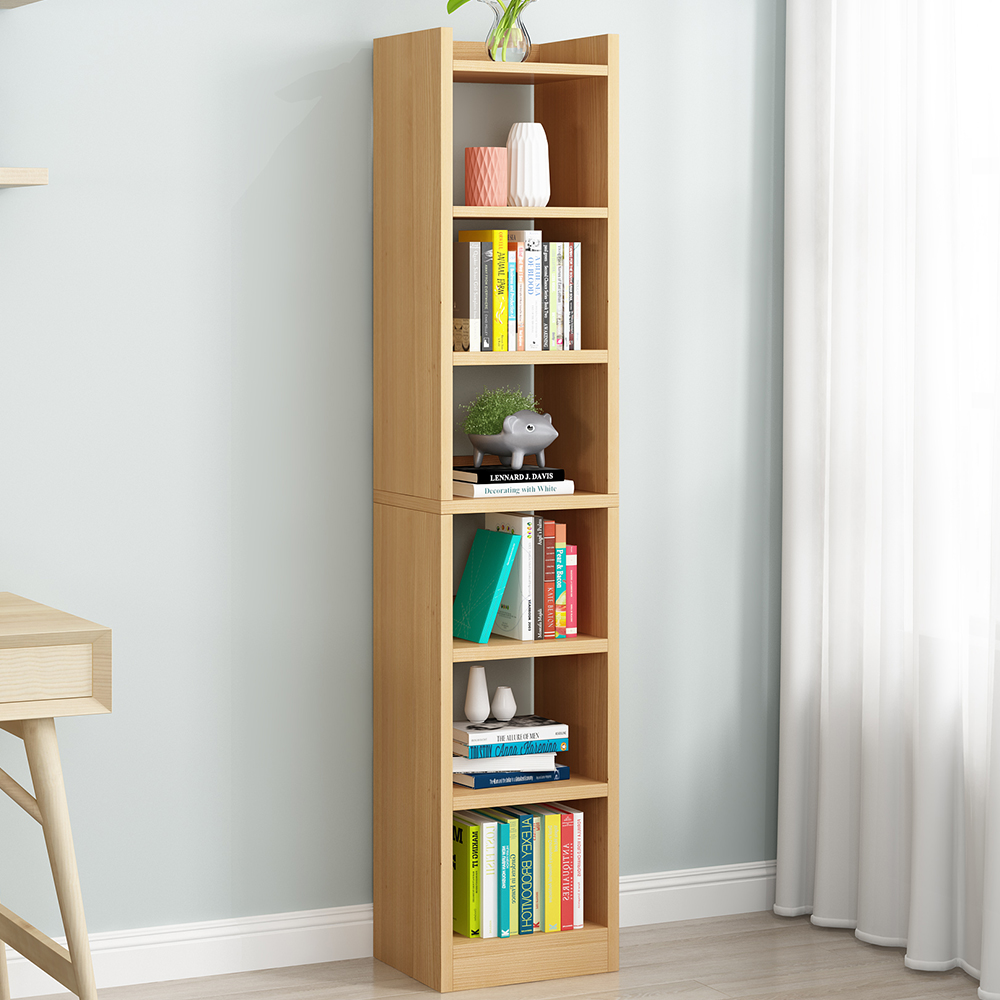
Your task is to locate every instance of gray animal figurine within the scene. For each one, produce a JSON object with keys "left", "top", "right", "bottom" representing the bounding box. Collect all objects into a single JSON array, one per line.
[{"left": 468, "top": 410, "right": 559, "bottom": 470}]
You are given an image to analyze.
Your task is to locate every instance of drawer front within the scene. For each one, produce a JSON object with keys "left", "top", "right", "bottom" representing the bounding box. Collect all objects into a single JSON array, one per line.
[{"left": 0, "top": 644, "right": 93, "bottom": 703}]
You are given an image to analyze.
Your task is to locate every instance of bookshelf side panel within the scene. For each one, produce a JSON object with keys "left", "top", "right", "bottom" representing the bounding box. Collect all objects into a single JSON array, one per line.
[
  {"left": 374, "top": 29, "right": 452, "bottom": 501},
  {"left": 373, "top": 503, "right": 452, "bottom": 990}
]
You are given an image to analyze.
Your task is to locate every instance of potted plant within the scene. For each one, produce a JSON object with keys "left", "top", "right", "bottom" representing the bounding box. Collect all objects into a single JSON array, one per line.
[
  {"left": 447, "top": 0, "right": 536, "bottom": 63},
  {"left": 460, "top": 386, "right": 559, "bottom": 469}
]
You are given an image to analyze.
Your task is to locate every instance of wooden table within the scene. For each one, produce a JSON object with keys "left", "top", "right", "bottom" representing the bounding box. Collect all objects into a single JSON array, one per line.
[{"left": 0, "top": 593, "right": 111, "bottom": 1000}]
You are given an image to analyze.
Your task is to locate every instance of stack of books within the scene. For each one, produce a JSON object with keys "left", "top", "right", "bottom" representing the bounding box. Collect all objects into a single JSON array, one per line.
[
  {"left": 453, "top": 516, "right": 579, "bottom": 643},
  {"left": 452, "top": 464, "right": 575, "bottom": 500},
  {"left": 453, "top": 230, "right": 583, "bottom": 352},
  {"left": 453, "top": 715, "right": 569, "bottom": 788},
  {"left": 453, "top": 802, "right": 584, "bottom": 938}
]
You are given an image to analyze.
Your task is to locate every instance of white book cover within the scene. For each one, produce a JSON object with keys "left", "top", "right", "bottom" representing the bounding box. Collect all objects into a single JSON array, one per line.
[
  {"left": 453, "top": 715, "right": 570, "bottom": 746},
  {"left": 509, "top": 231, "right": 542, "bottom": 351},
  {"left": 573, "top": 241, "right": 581, "bottom": 350},
  {"left": 560, "top": 242, "right": 570, "bottom": 351},
  {"left": 479, "top": 816, "right": 498, "bottom": 938},
  {"left": 452, "top": 753, "right": 557, "bottom": 773},
  {"left": 485, "top": 513, "right": 533, "bottom": 640},
  {"left": 452, "top": 480, "right": 575, "bottom": 499},
  {"left": 552, "top": 803, "right": 584, "bottom": 928},
  {"left": 508, "top": 249, "right": 517, "bottom": 350},
  {"left": 554, "top": 242, "right": 564, "bottom": 350}
]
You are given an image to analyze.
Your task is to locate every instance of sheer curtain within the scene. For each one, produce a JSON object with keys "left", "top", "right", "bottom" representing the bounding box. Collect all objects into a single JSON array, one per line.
[{"left": 775, "top": 1, "right": 1000, "bottom": 995}]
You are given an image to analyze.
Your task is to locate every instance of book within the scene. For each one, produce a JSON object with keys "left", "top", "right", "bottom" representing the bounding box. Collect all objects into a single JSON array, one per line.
[
  {"left": 454, "top": 715, "right": 570, "bottom": 747},
  {"left": 485, "top": 513, "right": 533, "bottom": 641},
  {"left": 554, "top": 242, "right": 565, "bottom": 350},
  {"left": 543, "top": 520, "right": 556, "bottom": 639},
  {"left": 528, "top": 806, "right": 563, "bottom": 931},
  {"left": 541, "top": 242, "right": 551, "bottom": 351},
  {"left": 573, "top": 241, "right": 582, "bottom": 350},
  {"left": 510, "top": 231, "right": 542, "bottom": 350},
  {"left": 508, "top": 247, "right": 517, "bottom": 349},
  {"left": 452, "top": 242, "right": 480, "bottom": 353},
  {"left": 456, "top": 811, "right": 497, "bottom": 938},
  {"left": 551, "top": 803, "right": 584, "bottom": 928},
  {"left": 567, "top": 242, "right": 575, "bottom": 350},
  {"left": 566, "top": 544, "right": 578, "bottom": 637},
  {"left": 510, "top": 240, "right": 525, "bottom": 350},
  {"left": 452, "top": 480, "right": 575, "bottom": 499},
  {"left": 555, "top": 523, "right": 567, "bottom": 638},
  {"left": 480, "top": 809, "right": 518, "bottom": 936},
  {"left": 481, "top": 242, "right": 493, "bottom": 351},
  {"left": 452, "top": 466, "right": 565, "bottom": 484},
  {"left": 561, "top": 242, "right": 570, "bottom": 351},
  {"left": 453, "top": 529, "right": 520, "bottom": 643},
  {"left": 557, "top": 808, "right": 574, "bottom": 930},
  {"left": 533, "top": 515, "right": 546, "bottom": 639},
  {"left": 459, "top": 230, "right": 507, "bottom": 350},
  {"left": 498, "top": 808, "right": 534, "bottom": 934},
  {"left": 452, "top": 814, "right": 481, "bottom": 938},
  {"left": 454, "top": 737, "right": 569, "bottom": 758},
  {"left": 453, "top": 753, "right": 557, "bottom": 773},
  {"left": 472, "top": 810, "right": 509, "bottom": 938},
  {"left": 452, "top": 764, "right": 570, "bottom": 789}
]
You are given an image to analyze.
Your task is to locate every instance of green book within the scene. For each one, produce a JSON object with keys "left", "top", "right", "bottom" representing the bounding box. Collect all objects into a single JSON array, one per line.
[
  {"left": 453, "top": 814, "right": 480, "bottom": 937},
  {"left": 453, "top": 529, "right": 520, "bottom": 643}
]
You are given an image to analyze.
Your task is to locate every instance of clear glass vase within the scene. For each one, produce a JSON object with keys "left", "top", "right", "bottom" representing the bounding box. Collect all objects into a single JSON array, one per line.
[{"left": 479, "top": 0, "right": 533, "bottom": 63}]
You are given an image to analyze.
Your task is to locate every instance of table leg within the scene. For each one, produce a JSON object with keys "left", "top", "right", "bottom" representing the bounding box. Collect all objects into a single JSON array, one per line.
[
  {"left": 0, "top": 940, "right": 10, "bottom": 1000},
  {"left": 22, "top": 719, "right": 98, "bottom": 1000}
]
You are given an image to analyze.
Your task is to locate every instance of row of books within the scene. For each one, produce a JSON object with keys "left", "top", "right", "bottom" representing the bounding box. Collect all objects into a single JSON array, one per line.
[
  {"left": 453, "top": 714, "right": 570, "bottom": 789},
  {"left": 453, "top": 515, "right": 579, "bottom": 644},
  {"left": 453, "top": 802, "right": 584, "bottom": 938},
  {"left": 452, "top": 464, "right": 576, "bottom": 500},
  {"left": 453, "top": 230, "right": 583, "bottom": 352}
]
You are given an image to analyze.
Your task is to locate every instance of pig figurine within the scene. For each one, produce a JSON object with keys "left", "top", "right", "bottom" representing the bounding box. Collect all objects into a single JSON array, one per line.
[{"left": 467, "top": 410, "right": 559, "bottom": 470}]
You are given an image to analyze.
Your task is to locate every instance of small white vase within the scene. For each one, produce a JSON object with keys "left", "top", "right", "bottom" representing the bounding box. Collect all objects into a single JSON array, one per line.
[
  {"left": 507, "top": 122, "right": 550, "bottom": 208},
  {"left": 465, "top": 666, "right": 490, "bottom": 724},
  {"left": 491, "top": 685, "right": 517, "bottom": 722}
]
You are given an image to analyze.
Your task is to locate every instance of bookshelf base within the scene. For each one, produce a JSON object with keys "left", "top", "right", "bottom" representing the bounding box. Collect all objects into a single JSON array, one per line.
[{"left": 452, "top": 922, "right": 613, "bottom": 991}]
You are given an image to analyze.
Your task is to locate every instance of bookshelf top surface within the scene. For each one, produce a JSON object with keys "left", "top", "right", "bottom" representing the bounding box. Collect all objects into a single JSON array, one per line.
[{"left": 453, "top": 59, "right": 609, "bottom": 85}]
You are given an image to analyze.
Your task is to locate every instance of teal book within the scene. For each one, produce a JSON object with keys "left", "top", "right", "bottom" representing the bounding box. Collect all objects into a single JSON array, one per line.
[
  {"left": 453, "top": 529, "right": 520, "bottom": 643},
  {"left": 500, "top": 807, "right": 534, "bottom": 935}
]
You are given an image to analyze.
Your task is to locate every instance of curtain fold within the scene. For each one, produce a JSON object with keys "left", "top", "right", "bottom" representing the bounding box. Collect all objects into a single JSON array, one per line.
[{"left": 776, "top": 1, "right": 1000, "bottom": 995}]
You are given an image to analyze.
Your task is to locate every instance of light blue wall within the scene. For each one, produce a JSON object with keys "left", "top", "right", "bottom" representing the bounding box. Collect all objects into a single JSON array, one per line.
[{"left": 0, "top": 0, "right": 783, "bottom": 937}]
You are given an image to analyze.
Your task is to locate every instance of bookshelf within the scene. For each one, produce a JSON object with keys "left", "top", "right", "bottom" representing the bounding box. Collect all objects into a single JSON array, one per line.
[{"left": 373, "top": 27, "right": 618, "bottom": 992}]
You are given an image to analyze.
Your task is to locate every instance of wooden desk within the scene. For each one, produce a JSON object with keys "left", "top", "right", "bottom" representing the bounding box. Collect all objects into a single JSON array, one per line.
[{"left": 0, "top": 593, "right": 111, "bottom": 1000}]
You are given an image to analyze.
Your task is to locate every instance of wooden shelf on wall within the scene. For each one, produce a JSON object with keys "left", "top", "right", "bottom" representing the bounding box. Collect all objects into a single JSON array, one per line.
[
  {"left": 452, "top": 774, "right": 608, "bottom": 811},
  {"left": 0, "top": 168, "right": 48, "bottom": 187},
  {"left": 453, "top": 205, "right": 607, "bottom": 219},
  {"left": 453, "top": 349, "right": 609, "bottom": 366},
  {"left": 453, "top": 633, "right": 609, "bottom": 662}
]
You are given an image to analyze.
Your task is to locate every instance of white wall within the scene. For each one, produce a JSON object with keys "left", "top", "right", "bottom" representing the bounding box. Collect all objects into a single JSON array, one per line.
[{"left": 0, "top": 0, "right": 783, "bottom": 939}]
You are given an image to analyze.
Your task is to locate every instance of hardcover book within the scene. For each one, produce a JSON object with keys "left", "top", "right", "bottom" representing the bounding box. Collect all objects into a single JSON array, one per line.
[
  {"left": 544, "top": 520, "right": 556, "bottom": 639},
  {"left": 453, "top": 715, "right": 569, "bottom": 746},
  {"left": 573, "top": 240, "right": 582, "bottom": 349},
  {"left": 452, "top": 241, "right": 480, "bottom": 352},
  {"left": 452, "top": 764, "right": 570, "bottom": 789},
  {"left": 459, "top": 230, "right": 507, "bottom": 350},
  {"left": 456, "top": 810, "right": 497, "bottom": 938},
  {"left": 507, "top": 247, "right": 517, "bottom": 349},
  {"left": 555, "top": 523, "right": 567, "bottom": 638},
  {"left": 453, "top": 466, "right": 565, "bottom": 484},
  {"left": 454, "top": 737, "right": 569, "bottom": 758},
  {"left": 452, "top": 753, "right": 557, "bottom": 773},
  {"left": 551, "top": 803, "right": 584, "bottom": 928},
  {"left": 485, "top": 512, "right": 534, "bottom": 641},
  {"left": 452, "top": 480, "right": 575, "bottom": 499},
  {"left": 541, "top": 242, "right": 551, "bottom": 350},
  {"left": 453, "top": 529, "right": 520, "bottom": 643},
  {"left": 497, "top": 808, "right": 534, "bottom": 935},
  {"left": 452, "top": 814, "right": 481, "bottom": 938},
  {"left": 566, "top": 544, "right": 578, "bottom": 637},
  {"left": 533, "top": 515, "right": 546, "bottom": 639},
  {"left": 510, "top": 230, "right": 541, "bottom": 350},
  {"left": 481, "top": 242, "right": 493, "bottom": 351}
]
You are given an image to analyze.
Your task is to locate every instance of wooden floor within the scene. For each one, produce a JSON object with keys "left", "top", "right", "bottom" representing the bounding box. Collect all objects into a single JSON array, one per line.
[{"left": 26, "top": 912, "right": 981, "bottom": 1000}]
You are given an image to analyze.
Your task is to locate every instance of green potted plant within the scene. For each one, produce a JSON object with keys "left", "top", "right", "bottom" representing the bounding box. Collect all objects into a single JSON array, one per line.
[
  {"left": 460, "top": 386, "right": 559, "bottom": 469},
  {"left": 447, "top": 0, "right": 536, "bottom": 63}
]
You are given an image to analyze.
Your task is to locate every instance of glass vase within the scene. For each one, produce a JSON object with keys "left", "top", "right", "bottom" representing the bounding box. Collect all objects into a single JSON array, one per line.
[{"left": 479, "top": 0, "right": 533, "bottom": 63}]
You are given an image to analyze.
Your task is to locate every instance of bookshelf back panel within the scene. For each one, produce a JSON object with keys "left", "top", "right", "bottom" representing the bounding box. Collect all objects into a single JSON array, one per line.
[{"left": 559, "top": 797, "right": 613, "bottom": 931}]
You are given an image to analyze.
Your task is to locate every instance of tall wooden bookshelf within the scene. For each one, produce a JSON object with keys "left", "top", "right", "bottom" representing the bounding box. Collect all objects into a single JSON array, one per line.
[{"left": 373, "top": 28, "right": 619, "bottom": 993}]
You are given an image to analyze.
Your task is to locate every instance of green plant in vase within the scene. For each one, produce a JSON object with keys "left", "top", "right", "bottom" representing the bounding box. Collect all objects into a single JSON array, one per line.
[{"left": 447, "top": 0, "right": 536, "bottom": 63}]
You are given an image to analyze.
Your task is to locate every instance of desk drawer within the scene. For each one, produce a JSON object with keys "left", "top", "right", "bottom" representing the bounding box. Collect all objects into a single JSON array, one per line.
[{"left": 0, "top": 645, "right": 93, "bottom": 703}]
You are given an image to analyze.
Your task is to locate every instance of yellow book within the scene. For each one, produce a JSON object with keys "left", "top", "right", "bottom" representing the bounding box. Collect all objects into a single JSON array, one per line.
[
  {"left": 530, "top": 806, "right": 562, "bottom": 932},
  {"left": 459, "top": 230, "right": 508, "bottom": 350}
]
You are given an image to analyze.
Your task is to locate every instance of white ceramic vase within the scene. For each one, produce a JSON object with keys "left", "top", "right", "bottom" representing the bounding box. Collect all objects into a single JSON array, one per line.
[
  {"left": 465, "top": 665, "right": 490, "bottom": 724},
  {"left": 507, "top": 122, "right": 550, "bottom": 208},
  {"left": 491, "top": 685, "right": 517, "bottom": 722}
]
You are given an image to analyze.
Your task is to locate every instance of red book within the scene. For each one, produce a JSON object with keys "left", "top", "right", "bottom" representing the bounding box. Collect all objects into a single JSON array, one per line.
[
  {"left": 566, "top": 544, "right": 578, "bottom": 637},
  {"left": 543, "top": 520, "right": 556, "bottom": 639},
  {"left": 558, "top": 809, "right": 574, "bottom": 931}
]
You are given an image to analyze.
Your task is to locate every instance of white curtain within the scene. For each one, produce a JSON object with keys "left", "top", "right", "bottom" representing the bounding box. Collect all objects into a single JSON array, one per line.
[{"left": 776, "top": 1, "right": 1000, "bottom": 996}]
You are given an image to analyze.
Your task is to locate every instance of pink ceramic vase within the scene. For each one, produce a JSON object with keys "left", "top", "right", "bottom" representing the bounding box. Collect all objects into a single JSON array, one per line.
[{"left": 465, "top": 147, "right": 507, "bottom": 207}]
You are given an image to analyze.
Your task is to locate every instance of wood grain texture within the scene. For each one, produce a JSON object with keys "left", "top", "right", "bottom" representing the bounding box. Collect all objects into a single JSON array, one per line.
[
  {"left": 0, "top": 765, "right": 41, "bottom": 823},
  {"left": 0, "top": 168, "right": 47, "bottom": 186},
  {"left": 452, "top": 206, "right": 607, "bottom": 219},
  {"left": 0, "top": 644, "right": 92, "bottom": 703},
  {"left": 452, "top": 633, "right": 607, "bottom": 662},
  {"left": 0, "top": 900, "right": 76, "bottom": 994},
  {"left": 373, "top": 28, "right": 452, "bottom": 502},
  {"left": 452, "top": 350, "right": 608, "bottom": 366},
  {"left": 0, "top": 593, "right": 107, "bottom": 638},
  {"left": 0, "top": 937, "right": 8, "bottom": 1000},
  {"left": 452, "top": 774, "right": 607, "bottom": 811},
  {"left": 453, "top": 60, "right": 607, "bottom": 85},
  {"left": 373, "top": 489, "right": 619, "bottom": 516},
  {"left": 373, "top": 503, "right": 451, "bottom": 992}
]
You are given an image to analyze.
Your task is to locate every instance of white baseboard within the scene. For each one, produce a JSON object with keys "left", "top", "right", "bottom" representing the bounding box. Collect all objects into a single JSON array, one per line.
[
  {"left": 8, "top": 862, "right": 776, "bottom": 998},
  {"left": 619, "top": 860, "right": 777, "bottom": 927}
]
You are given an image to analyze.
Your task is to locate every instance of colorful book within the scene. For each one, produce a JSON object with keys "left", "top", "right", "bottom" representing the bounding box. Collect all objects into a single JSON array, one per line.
[
  {"left": 452, "top": 480, "right": 575, "bottom": 499},
  {"left": 452, "top": 242, "right": 481, "bottom": 353},
  {"left": 508, "top": 248, "right": 517, "bottom": 349},
  {"left": 453, "top": 529, "right": 520, "bottom": 643},
  {"left": 457, "top": 811, "right": 497, "bottom": 938},
  {"left": 558, "top": 808, "right": 574, "bottom": 930},
  {"left": 554, "top": 242, "right": 565, "bottom": 350},
  {"left": 533, "top": 516, "right": 546, "bottom": 639},
  {"left": 573, "top": 241, "right": 582, "bottom": 350},
  {"left": 541, "top": 242, "right": 551, "bottom": 350},
  {"left": 454, "top": 715, "right": 569, "bottom": 747},
  {"left": 485, "top": 513, "right": 534, "bottom": 641},
  {"left": 452, "top": 764, "right": 570, "bottom": 789},
  {"left": 453, "top": 466, "right": 565, "bottom": 484},
  {"left": 459, "top": 230, "right": 507, "bottom": 350},
  {"left": 480, "top": 809, "right": 518, "bottom": 936},
  {"left": 452, "top": 814, "right": 481, "bottom": 938},
  {"left": 567, "top": 242, "right": 575, "bottom": 350},
  {"left": 453, "top": 753, "right": 557, "bottom": 773},
  {"left": 514, "top": 241, "right": 526, "bottom": 349},
  {"left": 543, "top": 520, "right": 556, "bottom": 639},
  {"left": 499, "top": 808, "right": 534, "bottom": 935},
  {"left": 566, "top": 544, "right": 578, "bottom": 637},
  {"left": 552, "top": 803, "right": 584, "bottom": 928},
  {"left": 481, "top": 242, "right": 493, "bottom": 351},
  {"left": 510, "top": 231, "right": 542, "bottom": 350},
  {"left": 528, "top": 806, "right": 563, "bottom": 931},
  {"left": 527, "top": 809, "right": 542, "bottom": 930},
  {"left": 455, "top": 738, "right": 569, "bottom": 759},
  {"left": 473, "top": 811, "right": 509, "bottom": 937},
  {"left": 555, "top": 523, "right": 567, "bottom": 638}
]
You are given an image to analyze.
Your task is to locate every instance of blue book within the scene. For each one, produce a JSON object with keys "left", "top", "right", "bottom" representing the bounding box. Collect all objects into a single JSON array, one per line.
[
  {"left": 499, "top": 808, "right": 534, "bottom": 935},
  {"left": 452, "top": 765, "right": 570, "bottom": 789},
  {"left": 461, "top": 738, "right": 569, "bottom": 759},
  {"left": 453, "top": 529, "right": 520, "bottom": 643}
]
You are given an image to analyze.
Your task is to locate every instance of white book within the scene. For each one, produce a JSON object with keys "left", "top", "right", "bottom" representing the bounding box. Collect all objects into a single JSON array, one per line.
[
  {"left": 560, "top": 242, "right": 570, "bottom": 351},
  {"left": 453, "top": 715, "right": 570, "bottom": 746},
  {"left": 509, "top": 231, "right": 542, "bottom": 351},
  {"left": 552, "top": 803, "right": 584, "bottom": 928},
  {"left": 554, "top": 242, "right": 564, "bottom": 350},
  {"left": 573, "top": 241, "right": 581, "bottom": 350},
  {"left": 453, "top": 242, "right": 480, "bottom": 352},
  {"left": 452, "top": 480, "right": 575, "bottom": 499},
  {"left": 452, "top": 753, "right": 557, "bottom": 773},
  {"left": 508, "top": 249, "right": 517, "bottom": 350},
  {"left": 485, "top": 513, "right": 534, "bottom": 641}
]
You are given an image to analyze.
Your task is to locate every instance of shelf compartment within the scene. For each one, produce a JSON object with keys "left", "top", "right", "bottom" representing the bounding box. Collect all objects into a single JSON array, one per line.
[
  {"left": 453, "top": 350, "right": 609, "bottom": 366},
  {"left": 453, "top": 59, "right": 608, "bottom": 86},
  {"left": 452, "top": 773, "right": 607, "bottom": 810},
  {"left": 453, "top": 634, "right": 608, "bottom": 662},
  {"left": 453, "top": 205, "right": 608, "bottom": 220},
  {"left": 0, "top": 168, "right": 48, "bottom": 187},
  {"left": 452, "top": 921, "right": 609, "bottom": 990}
]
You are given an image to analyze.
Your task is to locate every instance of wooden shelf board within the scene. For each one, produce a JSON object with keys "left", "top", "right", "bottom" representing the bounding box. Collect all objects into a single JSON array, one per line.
[
  {"left": 454, "top": 205, "right": 607, "bottom": 219},
  {"left": 374, "top": 490, "right": 619, "bottom": 515},
  {"left": 453, "top": 59, "right": 608, "bottom": 85},
  {"left": 452, "top": 774, "right": 607, "bottom": 810},
  {"left": 0, "top": 168, "right": 48, "bottom": 187},
  {"left": 453, "top": 350, "right": 608, "bottom": 366},
  {"left": 453, "top": 633, "right": 608, "bottom": 662}
]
